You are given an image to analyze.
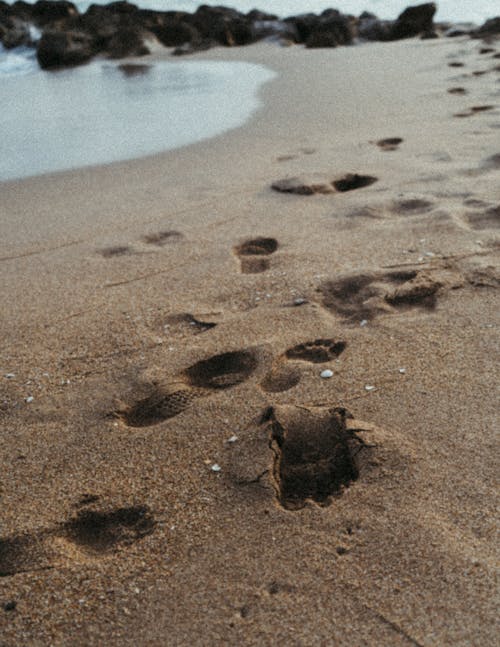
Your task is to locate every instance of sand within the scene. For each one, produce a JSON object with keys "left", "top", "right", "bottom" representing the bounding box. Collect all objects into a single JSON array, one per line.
[{"left": 0, "top": 34, "right": 499, "bottom": 646}]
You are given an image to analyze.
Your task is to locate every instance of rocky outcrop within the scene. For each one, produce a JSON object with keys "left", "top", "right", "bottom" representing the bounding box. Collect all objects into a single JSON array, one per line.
[{"left": 0, "top": 1, "right": 465, "bottom": 72}]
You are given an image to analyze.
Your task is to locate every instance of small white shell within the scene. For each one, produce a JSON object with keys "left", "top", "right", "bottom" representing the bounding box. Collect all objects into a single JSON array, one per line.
[
  {"left": 364, "top": 385, "right": 376, "bottom": 391},
  {"left": 211, "top": 464, "right": 222, "bottom": 472},
  {"left": 320, "top": 370, "right": 334, "bottom": 379}
]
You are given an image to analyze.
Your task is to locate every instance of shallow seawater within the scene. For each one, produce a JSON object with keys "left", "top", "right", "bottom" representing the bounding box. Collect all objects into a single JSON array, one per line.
[{"left": 0, "top": 60, "right": 276, "bottom": 181}]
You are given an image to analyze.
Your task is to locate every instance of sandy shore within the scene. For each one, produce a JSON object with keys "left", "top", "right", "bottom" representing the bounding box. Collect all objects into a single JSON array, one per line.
[{"left": 1, "top": 35, "right": 499, "bottom": 645}]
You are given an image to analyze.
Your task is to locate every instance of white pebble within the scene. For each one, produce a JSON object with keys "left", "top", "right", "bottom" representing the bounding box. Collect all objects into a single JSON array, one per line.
[
  {"left": 364, "top": 385, "right": 376, "bottom": 392},
  {"left": 399, "top": 368, "right": 406, "bottom": 374},
  {"left": 211, "top": 464, "right": 222, "bottom": 472},
  {"left": 320, "top": 369, "right": 333, "bottom": 379},
  {"left": 227, "top": 435, "right": 238, "bottom": 443},
  {"left": 293, "top": 297, "right": 307, "bottom": 306},
  {"left": 360, "top": 319, "right": 368, "bottom": 327},
  {"left": 25, "top": 396, "right": 34, "bottom": 403},
  {"left": 5, "top": 373, "right": 15, "bottom": 379},
  {"left": 424, "top": 251, "right": 435, "bottom": 257}
]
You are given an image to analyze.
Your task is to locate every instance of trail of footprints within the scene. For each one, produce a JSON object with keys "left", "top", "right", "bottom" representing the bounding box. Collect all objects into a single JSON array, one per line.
[{"left": 98, "top": 229, "right": 183, "bottom": 258}]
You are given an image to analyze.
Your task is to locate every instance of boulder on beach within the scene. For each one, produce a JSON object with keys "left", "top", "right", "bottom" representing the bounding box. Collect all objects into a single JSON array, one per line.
[
  {"left": 390, "top": 2, "right": 437, "bottom": 40},
  {"left": 474, "top": 17, "right": 500, "bottom": 37},
  {"left": 36, "top": 29, "right": 94, "bottom": 69},
  {"left": 0, "top": 14, "right": 32, "bottom": 48},
  {"left": 305, "top": 11, "right": 356, "bottom": 48},
  {"left": 31, "top": 0, "right": 78, "bottom": 25},
  {"left": 106, "top": 26, "right": 150, "bottom": 58}
]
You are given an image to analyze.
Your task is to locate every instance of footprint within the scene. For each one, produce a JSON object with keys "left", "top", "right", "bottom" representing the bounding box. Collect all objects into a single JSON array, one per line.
[
  {"left": 479, "top": 48, "right": 495, "bottom": 55},
  {"left": 61, "top": 506, "right": 155, "bottom": 554},
  {"left": 466, "top": 205, "right": 500, "bottom": 230},
  {"left": 266, "top": 406, "right": 368, "bottom": 510},
  {"left": 321, "top": 269, "right": 446, "bottom": 322},
  {"left": 260, "top": 339, "right": 346, "bottom": 393},
  {"left": 98, "top": 246, "right": 132, "bottom": 258},
  {"left": 234, "top": 237, "right": 278, "bottom": 274},
  {"left": 447, "top": 87, "right": 467, "bottom": 95},
  {"left": 375, "top": 137, "right": 403, "bottom": 151},
  {"left": 332, "top": 174, "right": 378, "bottom": 192},
  {"left": 271, "top": 173, "right": 377, "bottom": 195},
  {"left": 285, "top": 339, "right": 346, "bottom": 363},
  {"left": 0, "top": 505, "right": 155, "bottom": 576},
  {"left": 390, "top": 198, "right": 434, "bottom": 215},
  {"left": 141, "top": 230, "right": 182, "bottom": 246},
  {"left": 448, "top": 62, "right": 465, "bottom": 68},
  {"left": 118, "top": 349, "right": 259, "bottom": 426},
  {"left": 455, "top": 105, "right": 495, "bottom": 118},
  {"left": 271, "top": 176, "right": 333, "bottom": 195},
  {"left": 163, "top": 313, "right": 217, "bottom": 336}
]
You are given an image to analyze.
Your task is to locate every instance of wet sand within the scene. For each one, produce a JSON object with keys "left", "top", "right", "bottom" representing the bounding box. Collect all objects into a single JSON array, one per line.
[{"left": 0, "top": 35, "right": 499, "bottom": 645}]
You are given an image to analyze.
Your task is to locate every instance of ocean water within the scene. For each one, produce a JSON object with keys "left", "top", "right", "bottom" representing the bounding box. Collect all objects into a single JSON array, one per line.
[{"left": 0, "top": 59, "right": 275, "bottom": 181}]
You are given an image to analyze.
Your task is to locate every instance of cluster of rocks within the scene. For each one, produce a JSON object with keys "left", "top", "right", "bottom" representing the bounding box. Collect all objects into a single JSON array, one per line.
[{"left": 0, "top": 1, "right": 498, "bottom": 71}]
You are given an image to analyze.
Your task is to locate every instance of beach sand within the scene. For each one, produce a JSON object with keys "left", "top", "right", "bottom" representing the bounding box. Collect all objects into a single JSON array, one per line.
[{"left": 0, "top": 35, "right": 499, "bottom": 645}]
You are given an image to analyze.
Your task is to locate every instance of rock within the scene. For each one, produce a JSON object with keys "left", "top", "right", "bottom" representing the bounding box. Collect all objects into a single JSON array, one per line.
[
  {"left": 358, "top": 13, "right": 394, "bottom": 41},
  {"left": 251, "top": 19, "right": 299, "bottom": 44},
  {"left": 36, "top": 29, "right": 94, "bottom": 69},
  {"left": 153, "top": 18, "right": 199, "bottom": 47},
  {"left": 306, "top": 12, "right": 355, "bottom": 48},
  {"left": 0, "top": 15, "right": 32, "bottom": 48},
  {"left": 188, "top": 5, "right": 254, "bottom": 46},
  {"left": 283, "top": 13, "right": 320, "bottom": 43},
  {"left": 172, "top": 38, "right": 214, "bottom": 56},
  {"left": 31, "top": 1, "right": 78, "bottom": 26},
  {"left": 475, "top": 17, "right": 500, "bottom": 37},
  {"left": 390, "top": 3, "right": 437, "bottom": 40},
  {"left": 420, "top": 29, "right": 439, "bottom": 39},
  {"left": 106, "top": 26, "right": 150, "bottom": 58}
]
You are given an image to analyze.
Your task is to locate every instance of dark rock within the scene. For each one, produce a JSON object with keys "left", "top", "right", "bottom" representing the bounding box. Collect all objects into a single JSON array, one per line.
[
  {"left": 358, "top": 14, "right": 394, "bottom": 41},
  {"left": 246, "top": 10, "right": 278, "bottom": 22},
  {"left": 390, "top": 3, "right": 437, "bottom": 40},
  {"left": 283, "top": 13, "right": 320, "bottom": 43},
  {"left": 31, "top": 1, "right": 78, "bottom": 25},
  {"left": 153, "top": 18, "right": 198, "bottom": 47},
  {"left": 0, "top": 15, "right": 32, "bottom": 48},
  {"left": 475, "top": 17, "right": 500, "bottom": 37},
  {"left": 106, "top": 26, "right": 150, "bottom": 58},
  {"left": 36, "top": 29, "right": 94, "bottom": 68},
  {"left": 251, "top": 19, "right": 299, "bottom": 43},
  {"left": 306, "top": 13, "right": 355, "bottom": 48},
  {"left": 172, "top": 38, "right": 214, "bottom": 56}
]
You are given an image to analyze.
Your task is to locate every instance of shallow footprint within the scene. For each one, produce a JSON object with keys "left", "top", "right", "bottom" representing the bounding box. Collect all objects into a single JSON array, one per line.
[
  {"left": 98, "top": 246, "right": 132, "bottom": 258},
  {"left": 375, "top": 137, "right": 403, "bottom": 152},
  {"left": 285, "top": 339, "right": 346, "bottom": 363},
  {"left": 141, "top": 230, "right": 182, "bottom": 246}
]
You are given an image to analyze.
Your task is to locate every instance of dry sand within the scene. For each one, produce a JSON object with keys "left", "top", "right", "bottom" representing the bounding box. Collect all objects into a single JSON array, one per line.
[{"left": 0, "top": 35, "right": 499, "bottom": 646}]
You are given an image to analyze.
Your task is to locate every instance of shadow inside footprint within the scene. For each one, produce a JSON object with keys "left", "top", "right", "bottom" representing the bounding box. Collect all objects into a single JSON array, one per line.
[
  {"left": 285, "top": 339, "right": 346, "bottom": 363},
  {"left": 235, "top": 237, "right": 278, "bottom": 274},
  {"left": 183, "top": 349, "right": 258, "bottom": 390},
  {"left": 391, "top": 198, "right": 434, "bottom": 215},
  {"left": 332, "top": 174, "right": 378, "bottom": 192},
  {"left": 376, "top": 137, "right": 403, "bottom": 151},
  {"left": 267, "top": 406, "right": 365, "bottom": 510},
  {"left": 98, "top": 246, "right": 132, "bottom": 258},
  {"left": 142, "top": 231, "right": 182, "bottom": 246},
  {"left": 448, "top": 87, "right": 467, "bottom": 95},
  {"left": 62, "top": 506, "right": 155, "bottom": 554}
]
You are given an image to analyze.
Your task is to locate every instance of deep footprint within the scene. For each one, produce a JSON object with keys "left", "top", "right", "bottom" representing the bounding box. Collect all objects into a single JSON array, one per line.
[
  {"left": 235, "top": 237, "right": 278, "bottom": 274},
  {"left": 266, "top": 406, "right": 366, "bottom": 510},
  {"left": 285, "top": 339, "right": 346, "bottom": 363}
]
